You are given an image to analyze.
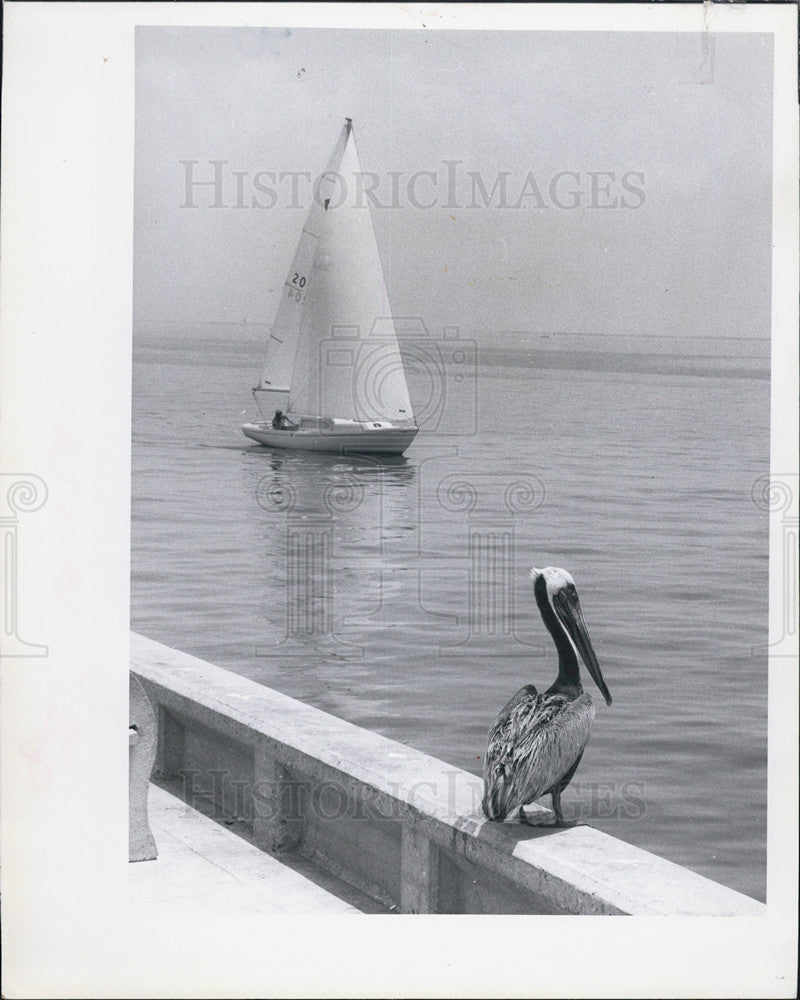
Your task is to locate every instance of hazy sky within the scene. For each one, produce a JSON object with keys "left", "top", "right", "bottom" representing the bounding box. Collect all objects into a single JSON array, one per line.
[{"left": 134, "top": 27, "right": 773, "bottom": 343}]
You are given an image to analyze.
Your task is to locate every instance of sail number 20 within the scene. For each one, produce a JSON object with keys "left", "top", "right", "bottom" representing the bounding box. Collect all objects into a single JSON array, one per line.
[{"left": 286, "top": 273, "right": 307, "bottom": 302}]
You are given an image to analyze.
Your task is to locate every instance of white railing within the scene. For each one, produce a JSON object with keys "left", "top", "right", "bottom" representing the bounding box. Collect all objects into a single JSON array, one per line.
[{"left": 131, "top": 632, "right": 764, "bottom": 916}]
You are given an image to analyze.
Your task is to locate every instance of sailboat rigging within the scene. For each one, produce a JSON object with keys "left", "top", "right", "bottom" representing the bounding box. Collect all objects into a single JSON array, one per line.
[{"left": 242, "top": 118, "right": 418, "bottom": 455}]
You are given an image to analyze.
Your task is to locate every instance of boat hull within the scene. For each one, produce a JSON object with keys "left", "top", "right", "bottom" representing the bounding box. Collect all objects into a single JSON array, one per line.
[{"left": 242, "top": 422, "right": 418, "bottom": 455}]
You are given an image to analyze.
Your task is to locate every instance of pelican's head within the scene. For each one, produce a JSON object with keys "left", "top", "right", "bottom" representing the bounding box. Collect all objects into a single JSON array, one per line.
[{"left": 530, "top": 566, "right": 612, "bottom": 705}]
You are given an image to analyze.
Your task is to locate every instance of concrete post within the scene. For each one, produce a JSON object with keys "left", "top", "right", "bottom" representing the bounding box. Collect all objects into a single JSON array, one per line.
[
  {"left": 253, "top": 742, "right": 306, "bottom": 853},
  {"left": 129, "top": 674, "right": 158, "bottom": 862},
  {"left": 400, "top": 824, "right": 439, "bottom": 913}
]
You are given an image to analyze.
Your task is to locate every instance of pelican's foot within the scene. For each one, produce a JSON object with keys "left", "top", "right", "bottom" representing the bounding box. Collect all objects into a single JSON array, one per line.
[
  {"left": 553, "top": 818, "right": 579, "bottom": 828},
  {"left": 518, "top": 807, "right": 552, "bottom": 827}
]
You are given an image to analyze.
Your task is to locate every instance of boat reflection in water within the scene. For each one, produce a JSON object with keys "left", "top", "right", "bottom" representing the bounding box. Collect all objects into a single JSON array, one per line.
[{"left": 241, "top": 447, "right": 429, "bottom": 683}]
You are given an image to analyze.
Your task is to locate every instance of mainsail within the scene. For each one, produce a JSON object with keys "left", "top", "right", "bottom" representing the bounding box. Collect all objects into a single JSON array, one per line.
[{"left": 256, "top": 119, "right": 414, "bottom": 425}]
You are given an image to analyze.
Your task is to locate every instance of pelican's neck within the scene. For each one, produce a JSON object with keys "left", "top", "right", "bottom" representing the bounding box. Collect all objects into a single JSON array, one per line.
[{"left": 533, "top": 574, "right": 582, "bottom": 697}]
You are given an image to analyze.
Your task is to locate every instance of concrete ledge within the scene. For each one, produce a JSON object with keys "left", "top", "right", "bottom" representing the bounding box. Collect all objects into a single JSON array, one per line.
[
  {"left": 130, "top": 783, "right": 364, "bottom": 913},
  {"left": 131, "top": 632, "right": 765, "bottom": 916}
]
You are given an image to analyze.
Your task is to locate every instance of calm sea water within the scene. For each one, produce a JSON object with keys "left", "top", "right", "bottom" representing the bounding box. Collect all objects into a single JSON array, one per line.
[{"left": 132, "top": 323, "right": 769, "bottom": 901}]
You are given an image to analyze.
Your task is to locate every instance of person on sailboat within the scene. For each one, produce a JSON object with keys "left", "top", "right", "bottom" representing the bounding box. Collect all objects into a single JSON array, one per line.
[{"left": 272, "top": 409, "right": 296, "bottom": 431}]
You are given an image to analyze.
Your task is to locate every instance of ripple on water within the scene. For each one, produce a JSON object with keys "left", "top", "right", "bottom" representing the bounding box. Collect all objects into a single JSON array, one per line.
[{"left": 132, "top": 330, "right": 769, "bottom": 902}]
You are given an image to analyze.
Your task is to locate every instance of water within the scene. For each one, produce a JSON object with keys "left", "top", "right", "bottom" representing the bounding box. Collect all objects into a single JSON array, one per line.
[{"left": 132, "top": 323, "right": 769, "bottom": 902}]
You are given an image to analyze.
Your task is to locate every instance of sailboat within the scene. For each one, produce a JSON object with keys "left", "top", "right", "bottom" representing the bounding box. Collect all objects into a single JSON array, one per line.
[{"left": 242, "top": 118, "right": 418, "bottom": 455}]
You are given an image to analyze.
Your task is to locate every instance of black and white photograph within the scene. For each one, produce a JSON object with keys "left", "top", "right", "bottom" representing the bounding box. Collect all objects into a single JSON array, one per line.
[{"left": 1, "top": 3, "right": 798, "bottom": 998}]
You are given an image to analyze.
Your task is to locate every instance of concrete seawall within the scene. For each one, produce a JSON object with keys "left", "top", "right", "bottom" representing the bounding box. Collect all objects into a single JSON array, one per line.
[{"left": 131, "top": 632, "right": 765, "bottom": 916}]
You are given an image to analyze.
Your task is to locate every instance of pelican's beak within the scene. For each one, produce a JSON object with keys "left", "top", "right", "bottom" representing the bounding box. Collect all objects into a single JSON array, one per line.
[{"left": 554, "top": 588, "right": 612, "bottom": 706}]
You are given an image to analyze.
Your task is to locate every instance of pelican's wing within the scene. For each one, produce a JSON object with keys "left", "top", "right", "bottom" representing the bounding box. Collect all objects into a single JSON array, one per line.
[
  {"left": 482, "top": 684, "right": 540, "bottom": 820},
  {"left": 482, "top": 691, "right": 595, "bottom": 820},
  {"left": 513, "top": 693, "right": 596, "bottom": 804}
]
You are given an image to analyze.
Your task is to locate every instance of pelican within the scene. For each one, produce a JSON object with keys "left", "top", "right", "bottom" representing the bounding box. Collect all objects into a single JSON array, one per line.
[{"left": 482, "top": 566, "right": 612, "bottom": 827}]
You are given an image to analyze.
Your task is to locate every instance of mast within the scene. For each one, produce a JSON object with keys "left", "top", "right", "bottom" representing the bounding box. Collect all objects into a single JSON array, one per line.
[{"left": 253, "top": 118, "right": 353, "bottom": 414}]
